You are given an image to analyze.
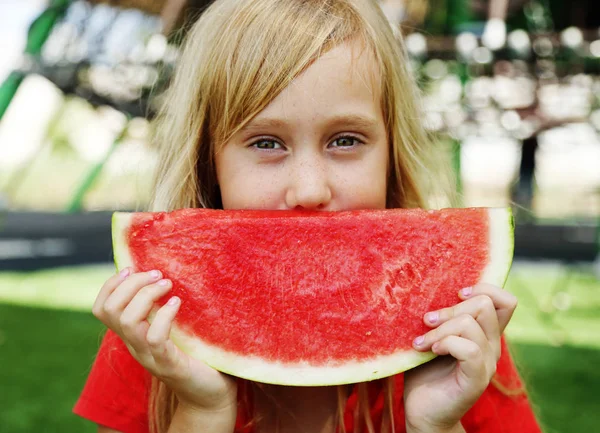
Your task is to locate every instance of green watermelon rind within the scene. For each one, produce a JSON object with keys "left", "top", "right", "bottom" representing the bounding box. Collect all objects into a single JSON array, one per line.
[
  {"left": 480, "top": 207, "right": 514, "bottom": 288},
  {"left": 170, "top": 328, "right": 438, "bottom": 386},
  {"left": 110, "top": 207, "right": 514, "bottom": 386},
  {"left": 112, "top": 212, "right": 135, "bottom": 271}
]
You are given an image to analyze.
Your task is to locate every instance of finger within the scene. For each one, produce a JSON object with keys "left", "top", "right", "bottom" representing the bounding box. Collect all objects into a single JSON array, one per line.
[
  {"left": 417, "top": 314, "right": 496, "bottom": 377},
  {"left": 414, "top": 314, "right": 492, "bottom": 365},
  {"left": 120, "top": 279, "right": 173, "bottom": 348},
  {"left": 146, "top": 296, "right": 183, "bottom": 377},
  {"left": 424, "top": 295, "right": 501, "bottom": 360},
  {"left": 102, "top": 270, "right": 163, "bottom": 320},
  {"left": 92, "top": 267, "right": 131, "bottom": 319},
  {"left": 415, "top": 314, "right": 489, "bottom": 352},
  {"left": 431, "top": 336, "right": 496, "bottom": 384},
  {"left": 458, "top": 283, "right": 518, "bottom": 332}
]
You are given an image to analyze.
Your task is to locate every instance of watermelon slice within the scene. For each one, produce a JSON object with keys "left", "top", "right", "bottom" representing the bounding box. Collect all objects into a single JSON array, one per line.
[{"left": 111, "top": 207, "right": 513, "bottom": 386}]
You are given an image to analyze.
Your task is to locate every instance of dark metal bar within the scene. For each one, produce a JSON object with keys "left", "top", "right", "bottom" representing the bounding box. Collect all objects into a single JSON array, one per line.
[{"left": 0, "top": 211, "right": 597, "bottom": 271}]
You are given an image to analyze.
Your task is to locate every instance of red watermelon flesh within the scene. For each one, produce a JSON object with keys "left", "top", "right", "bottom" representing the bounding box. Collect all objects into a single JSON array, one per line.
[{"left": 112, "top": 207, "right": 514, "bottom": 386}]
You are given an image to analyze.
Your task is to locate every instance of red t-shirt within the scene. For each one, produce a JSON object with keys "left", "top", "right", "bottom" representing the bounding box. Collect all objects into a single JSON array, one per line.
[{"left": 74, "top": 330, "right": 541, "bottom": 433}]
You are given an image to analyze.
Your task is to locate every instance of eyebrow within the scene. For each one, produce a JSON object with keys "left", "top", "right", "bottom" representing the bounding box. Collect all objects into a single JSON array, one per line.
[
  {"left": 325, "top": 114, "right": 380, "bottom": 131},
  {"left": 241, "top": 113, "right": 380, "bottom": 133},
  {"left": 242, "top": 117, "right": 288, "bottom": 131}
]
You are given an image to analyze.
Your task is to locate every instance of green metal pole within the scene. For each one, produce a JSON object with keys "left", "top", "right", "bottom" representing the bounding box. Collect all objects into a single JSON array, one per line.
[
  {"left": 66, "top": 122, "right": 130, "bottom": 213},
  {"left": 0, "top": 72, "right": 25, "bottom": 120},
  {"left": 451, "top": 138, "right": 462, "bottom": 195},
  {"left": 0, "top": 0, "right": 71, "bottom": 120}
]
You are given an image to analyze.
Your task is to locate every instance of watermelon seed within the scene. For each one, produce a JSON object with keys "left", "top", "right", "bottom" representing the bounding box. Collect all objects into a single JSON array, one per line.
[{"left": 366, "top": 331, "right": 372, "bottom": 336}]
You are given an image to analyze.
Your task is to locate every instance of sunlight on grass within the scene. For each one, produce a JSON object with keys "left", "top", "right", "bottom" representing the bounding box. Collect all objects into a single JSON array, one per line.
[
  {"left": 0, "top": 261, "right": 598, "bottom": 349},
  {"left": 0, "top": 264, "right": 113, "bottom": 311},
  {"left": 505, "top": 262, "right": 600, "bottom": 349}
]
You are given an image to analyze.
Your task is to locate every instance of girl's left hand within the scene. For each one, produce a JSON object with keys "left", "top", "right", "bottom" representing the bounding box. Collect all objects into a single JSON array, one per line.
[{"left": 403, "top": 283, "right": 518, "bottom": 433}]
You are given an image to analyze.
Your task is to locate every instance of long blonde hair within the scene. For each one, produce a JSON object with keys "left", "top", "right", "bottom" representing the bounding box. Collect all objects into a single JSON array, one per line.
[{"left": 148, "top": 0, "right": 458, "bottom": 431}]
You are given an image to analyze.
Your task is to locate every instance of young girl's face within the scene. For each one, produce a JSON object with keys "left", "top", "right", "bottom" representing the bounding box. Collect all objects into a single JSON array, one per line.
[{"left": 216, "top": 39, "right": 389, "bottom": 212}]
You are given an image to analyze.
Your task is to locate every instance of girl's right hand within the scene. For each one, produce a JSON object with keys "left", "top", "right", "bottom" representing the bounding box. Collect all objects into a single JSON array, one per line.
[{"left": 92, "top": 268, "right": 238, "bottom": 416}]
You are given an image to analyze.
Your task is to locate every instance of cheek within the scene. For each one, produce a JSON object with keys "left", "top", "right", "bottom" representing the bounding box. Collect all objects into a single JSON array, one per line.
[
  {"left": 354, "top": 146, "right": 389, "bottom": 208},
  {"left": 218, "top": 164, "right": 283, "bottom": 210},
  {"left": 346, "top": 168, "right": 387, "bottom": 208},
  {"left": 332, "top": 157, "right": 388, "bottom": 209}
]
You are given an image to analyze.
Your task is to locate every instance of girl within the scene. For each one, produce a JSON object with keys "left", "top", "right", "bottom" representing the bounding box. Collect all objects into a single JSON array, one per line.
[{"left": 74, "top": 1, "right": 542, "bottom": 432}]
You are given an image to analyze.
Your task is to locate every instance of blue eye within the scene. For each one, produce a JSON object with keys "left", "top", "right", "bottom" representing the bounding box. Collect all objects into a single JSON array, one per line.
[
  {"left": 252, "top": 140, "right": 282, "bottom": 150},
  {"left": 330, "top": 136, "right": 361, "bottom": 148}
]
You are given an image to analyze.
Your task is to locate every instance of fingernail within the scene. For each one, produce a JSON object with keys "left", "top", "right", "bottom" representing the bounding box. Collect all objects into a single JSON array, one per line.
[
  {"left": 158, "top": 279, "right": 170, "bottom": 287},
  {"left": 167, "top": 296, "right": 180, "bottom": 306},
  {"left": 461, "top": 287, "right": 472, "bottom": 297},
  {"left": 119, "top": 268, "right": 130, "bottom": 278},
  {"left": 413, "top": 335, "right": 425, "bottom": 347},
  {"left": 425, "top": 311, "right": 439, "bottom": 324},
  {"left": 432, "top": 342, "right": 440, "bottom": 352},
  {"left": 149, "top": 270, "right": 161, "bottom": 279}
]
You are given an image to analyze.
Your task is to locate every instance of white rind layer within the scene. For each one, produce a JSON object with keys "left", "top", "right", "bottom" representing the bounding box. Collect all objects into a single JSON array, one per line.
[
  {"left": 170, "top": 324, "right": 437, "bottom": 386},
  {"left": 480, "top": 208, "right": 514, "bottom": 287},
  {"left": 111, "top": 207, "right": 514, "bottom": 386},
  {"left": 112, "top": 212, "right": 135, "bottom": 271}
]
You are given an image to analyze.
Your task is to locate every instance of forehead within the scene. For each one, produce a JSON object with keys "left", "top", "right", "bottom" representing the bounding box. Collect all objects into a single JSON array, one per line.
[{"left": 255, "top": 38, "right": 383, "bottom": 122}]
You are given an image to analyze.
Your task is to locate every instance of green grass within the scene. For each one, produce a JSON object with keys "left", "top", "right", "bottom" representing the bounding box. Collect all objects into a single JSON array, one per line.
[
  {"left": 0, "top": 263, "right": 599, "bottom": 432},
  {"left": 0, "top": 264, "right": 112, "bottom": 311},
  {"left": 510, "top": 343, "right": 600, "bottom": 433},
  {"left": 0, "top": 304, "right": 104, "bottom": 432},
  {"left": 505, "top": 263, "right": 600, "bottom": 349}
]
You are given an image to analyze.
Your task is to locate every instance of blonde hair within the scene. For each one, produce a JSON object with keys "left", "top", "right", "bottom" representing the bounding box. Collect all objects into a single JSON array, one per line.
[{"left": 148, "top": 0, "right": 458, "bottom": 431}]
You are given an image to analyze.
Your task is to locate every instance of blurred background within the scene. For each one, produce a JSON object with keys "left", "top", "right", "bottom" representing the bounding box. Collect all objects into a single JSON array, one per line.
[{"left": 0, "top": 0, "right": 598, "bottom": 432}]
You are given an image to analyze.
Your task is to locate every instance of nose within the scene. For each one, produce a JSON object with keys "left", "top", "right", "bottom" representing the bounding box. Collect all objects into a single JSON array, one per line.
[{"left": 284, "top": 154, "right": 332, "bottom": 210}]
